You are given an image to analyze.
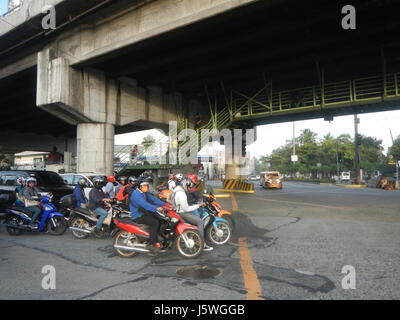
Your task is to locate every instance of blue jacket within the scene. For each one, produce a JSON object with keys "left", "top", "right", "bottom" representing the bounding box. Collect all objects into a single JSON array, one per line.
[
  {"left": 73, "top": 186, "right": 88, "bottom": 208},
  {"left": 129, "top": 188, "right": 165, "bottom": 220}
]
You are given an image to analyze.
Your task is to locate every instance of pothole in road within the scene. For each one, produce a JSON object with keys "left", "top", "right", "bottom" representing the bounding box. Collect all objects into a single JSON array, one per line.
[{"left": 176, "top": 265, "right": 221, "bottom": 280}]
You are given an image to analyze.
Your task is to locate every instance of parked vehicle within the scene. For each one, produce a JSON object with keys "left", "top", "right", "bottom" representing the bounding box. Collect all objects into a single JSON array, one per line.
[
  {"left": 340, "top": 171, "right": 351, "bottom": 182},
  {"left": 1, "top": 194, "right": 67, "bottom": 236},
  {"left": 113, "top": 206, "right": 203, "bottom": 259},
  {"left": 0, "top": 170, "right": 73, "bottom": 208},
  {"left": 60, "top": 173, "right": 107, "bottom": 198},
  {"left": 260, "top": 171, "right": 283, "bottom": 189}
]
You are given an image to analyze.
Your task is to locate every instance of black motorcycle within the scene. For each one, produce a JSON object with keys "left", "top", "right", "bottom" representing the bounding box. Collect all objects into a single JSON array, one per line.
[{"left": 60, "top": 195, "right": 130, "bottom": 239}]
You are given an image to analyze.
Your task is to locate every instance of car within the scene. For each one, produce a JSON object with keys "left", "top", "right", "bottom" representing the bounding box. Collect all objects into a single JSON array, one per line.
[
  {"left": 249, "top": 175, "right": 259, "bottom": 181},
  {"left": 260, "top": 171, "right": 283, "bottom": 189},
  {"left": 340, "top": 172, "right": 351, "bottom": 183},
  {"left": 0, "top": 170, "right": 74, "bottom": 208},
  {"left": 60, "top": 173, "right": 107, "bottom": 198}
]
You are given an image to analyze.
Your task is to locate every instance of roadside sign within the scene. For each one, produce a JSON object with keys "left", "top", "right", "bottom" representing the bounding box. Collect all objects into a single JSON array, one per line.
[{"left": 291, "top": 155, "right": 298, "bottom": 162}]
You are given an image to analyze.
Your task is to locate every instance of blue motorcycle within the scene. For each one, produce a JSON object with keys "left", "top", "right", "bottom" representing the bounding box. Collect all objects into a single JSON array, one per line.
[
  {"left": 3, "top": 194, "right": 67, "bottom": 236},
  {"left": 194, "top": 197, "right": 232, "bottom": 245}
]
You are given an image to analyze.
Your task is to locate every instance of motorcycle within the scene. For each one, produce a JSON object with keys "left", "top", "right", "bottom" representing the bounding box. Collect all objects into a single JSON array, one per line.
[
  {"left": 197, "top": 196, "right": 232, "bottom": 245},
  {"left": 2, "top": 194, "right": 67, "bottom": 236},
  {"left": 64, "top": 196, "right": 129, "bottom": 239},
  {"left": 113, "top": 205, "right": 203, "bottom": 259},
  {"left": 157, "top": 185, "right": 171, "bottom": 202},
  {"left": 205, "top": 192, "right": 235, "bottom": 232}
]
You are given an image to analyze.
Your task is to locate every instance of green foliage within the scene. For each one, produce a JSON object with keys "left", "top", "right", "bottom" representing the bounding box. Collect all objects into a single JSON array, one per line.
[
  {"left": 142, "top": 135, "right": 156, "bottom": 151},
  {"left": 259, "top": 129, "right": 386, "bottom": 177}
]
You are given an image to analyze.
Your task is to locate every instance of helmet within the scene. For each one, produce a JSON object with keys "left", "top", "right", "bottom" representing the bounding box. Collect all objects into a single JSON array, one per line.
[
  {"left": 107, "top": 175, "right": 115, "bottom": 183},
  {"left": 77, "top": 178, "right": 87, "bottom": 187},
  {"left": 181, "top": 179, "right": 195, "bottom": 192},
  {"left": 175, "top": 173, "right": 183, "bottom": 182},
  {"left": 188, "top": 174, "right": 198, "bottom": 185},
  {"left": 138, "top": 180, "right": 150, "bottom": 190},
  {"left": 16, "top": 177, "right": 25, "bottom": 186},
  {"left": 93, "top": 176, "right": 105, "bottom": 189},
  {"left": 118, "top": 176, "right": 127, "bottom": 184},
  {"left": 26, "top": 177, "right": 37, "bottom": 185},
  {"left": 128, "top": 176, "right": 137, "bottom": 184}
]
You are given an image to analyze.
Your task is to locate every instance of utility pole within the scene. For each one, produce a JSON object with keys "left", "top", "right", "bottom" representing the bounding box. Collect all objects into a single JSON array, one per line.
[
  {"left": 389, "top": 128, "right": 399, "bottom": 189},
  {"left": 354, "top": 114, "right": 361, "bottom": 184},
  {"left": 292, "top": 122, "right": 296, "bottom": 155},
  {"left": 336, "top": 139, "right": 340, "bottom": 183}
]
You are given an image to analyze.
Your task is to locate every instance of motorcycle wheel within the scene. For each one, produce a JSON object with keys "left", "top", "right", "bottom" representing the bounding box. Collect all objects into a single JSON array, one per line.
[
  {"left": 207, "top": 221, "right": 231, "bottom": 245},
  {"left": 114, "top": 230, "right": 140, "bottom": 258},
  {"left": 175, "top": 229, "right": 203, "bottom": 259},
  {"left": 222, "top": 214, "right": 235, "bottom": 233},
  {"left": 6, "top": 216, "right": 23, "bottom": 236},
  {"left": 70, "top": 217, "right": 90, "bottom": 239},
  {"left": 47, "top": 216, "right": 67, "bottom": 235}
]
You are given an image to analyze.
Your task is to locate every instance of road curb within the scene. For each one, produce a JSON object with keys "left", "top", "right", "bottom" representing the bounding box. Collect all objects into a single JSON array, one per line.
[
  {"left": 214, "top": 188, "right": 256, "bottom": 194},
  {"left": 336, "top": 184, "right": 367, "bottom": 188}
]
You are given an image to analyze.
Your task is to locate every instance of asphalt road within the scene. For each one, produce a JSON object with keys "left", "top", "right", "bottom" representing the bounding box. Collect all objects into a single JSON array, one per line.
[{"left": 0, "top": 181, "right": 399, "bottom": 300}]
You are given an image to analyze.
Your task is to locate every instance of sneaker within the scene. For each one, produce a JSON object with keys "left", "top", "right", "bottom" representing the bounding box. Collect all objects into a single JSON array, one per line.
[
  {"left": 203, "top": 245, "right": 214, "bottom": 252},
  {"left": 93, "top": 229, "right": 105, "bottom": 238},
  {"left": 28, "top": 224, "right": 38, "bottom": 230}
]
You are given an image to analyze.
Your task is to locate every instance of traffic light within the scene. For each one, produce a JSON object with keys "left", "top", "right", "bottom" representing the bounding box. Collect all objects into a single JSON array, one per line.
[{"left": 338, "top": 152, "right": 343, "bottom": 163}]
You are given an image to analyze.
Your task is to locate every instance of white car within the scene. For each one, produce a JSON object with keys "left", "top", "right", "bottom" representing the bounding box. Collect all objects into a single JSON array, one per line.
[{"left": 60, "top": 173, "right": 107, "bottom": 198}]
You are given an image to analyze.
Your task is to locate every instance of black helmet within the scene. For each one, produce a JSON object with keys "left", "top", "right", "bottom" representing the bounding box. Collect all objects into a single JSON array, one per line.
[
  {"left": 118, "top": 176, "right": 127, "bottom": 184},
  {"left": 92, "top": 176, "right": 104, "bottom": 189},
  {"left": 128, "top": 176, "right": 137, "bottom": 184},
  {"left": 77, "top": 178, "right": 87, "bottom": 187}
]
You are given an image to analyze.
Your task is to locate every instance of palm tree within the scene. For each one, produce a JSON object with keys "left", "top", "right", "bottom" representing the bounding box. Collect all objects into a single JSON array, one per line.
[{"left": 142, "top": 135, "right": 156, "bottom": 152}]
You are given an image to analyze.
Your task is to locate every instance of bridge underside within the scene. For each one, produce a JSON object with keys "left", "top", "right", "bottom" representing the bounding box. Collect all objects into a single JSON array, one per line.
[{"left": 1, "top": 0, "right": 400, "bottom": 143}]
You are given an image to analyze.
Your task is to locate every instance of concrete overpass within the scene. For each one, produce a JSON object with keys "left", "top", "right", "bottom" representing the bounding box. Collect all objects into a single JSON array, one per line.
[{"left": 1, "top": 0, "right": 400, "bottom": 174}]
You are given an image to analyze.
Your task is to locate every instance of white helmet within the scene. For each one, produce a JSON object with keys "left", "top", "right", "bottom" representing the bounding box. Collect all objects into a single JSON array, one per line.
[
  {"left": 175, "top": 173, "right": 183, "bottom": 182},
  {"left": 16, "top": 177, "right": 25, "bottom": 186},
  {"left": 26, "top": 177, "right": 37, "bottom": 185}
]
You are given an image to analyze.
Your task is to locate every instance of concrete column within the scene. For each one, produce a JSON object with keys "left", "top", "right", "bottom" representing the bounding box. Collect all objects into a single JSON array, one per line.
[{"left": 77, "top": 123, "right": 115, "bottom": 174}]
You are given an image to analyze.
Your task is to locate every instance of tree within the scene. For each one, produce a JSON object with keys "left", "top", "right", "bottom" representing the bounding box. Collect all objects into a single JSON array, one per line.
[{"left": 142, "top": 135, "right": 156, "bottom": 152}]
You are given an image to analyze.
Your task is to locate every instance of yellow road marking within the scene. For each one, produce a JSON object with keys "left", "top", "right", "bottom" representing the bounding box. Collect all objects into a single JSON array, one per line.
[
  {"left": 238, "top": 237, "right": 263, "bottom": 300},
  {"left": 231, "top": 192, "right": 238, "bottom": 212}
]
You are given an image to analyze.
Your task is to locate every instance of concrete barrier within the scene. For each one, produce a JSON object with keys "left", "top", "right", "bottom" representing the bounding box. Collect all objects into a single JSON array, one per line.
[{"left": 213, "top": 179, "right": 255, "bottom": 193}]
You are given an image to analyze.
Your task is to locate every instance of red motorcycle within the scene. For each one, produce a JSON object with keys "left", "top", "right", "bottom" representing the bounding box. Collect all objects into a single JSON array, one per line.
[{"left": 113, "top": 205, "right": 204, "bottom": 259}]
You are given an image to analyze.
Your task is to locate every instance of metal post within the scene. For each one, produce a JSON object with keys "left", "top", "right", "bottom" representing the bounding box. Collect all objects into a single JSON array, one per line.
[
  {"left": 389, "top": 128, "right": 399, "bottom": 189},
  {"left": 336, "top": 139, "right": 340, "bottom": 183},
  {"left": 293, "top": 122, "right": 296, "bottom": 155},
  {"left": 354, "top": 114, "right": 361, "bottom": 184}
]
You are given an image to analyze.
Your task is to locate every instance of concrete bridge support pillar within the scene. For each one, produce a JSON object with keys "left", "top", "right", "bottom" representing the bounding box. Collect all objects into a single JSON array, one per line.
[{"left": 77, "top": 123, "right": 115, "bottom": 174}]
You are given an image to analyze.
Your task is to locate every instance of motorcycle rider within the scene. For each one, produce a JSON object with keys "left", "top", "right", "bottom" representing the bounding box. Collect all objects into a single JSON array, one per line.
[
  {"left": 129, "top": 179, "right": 166, "bottom": 251},
  {"left": 73, "top": 178, "right": 89, "bottom": 209},
  {"left": 89, "top": 176, "right": 111, "bottom": 235},
  {"left": 14, "top": 177, "right": 25, "bottom": 207},
  {"left": 171, "top": 179, "right": 213, "bottom": 251},
  {"left": 22, "top": 177, "right": 42, "bottom": 229},
  {"left": 115, "top": 176, "right": 128, "bottom": 195},
  {"left": 186, "top": 174, "right": 203, "bottom": 218},
  {"left": 104, "top": 175, "right": 116, "bottom": 199},
  {"left": 168, "top": 173, "right": 183, "bottom": 190},
  {"left": 116, "top": 176, "right": 137, "bottom": 207}
]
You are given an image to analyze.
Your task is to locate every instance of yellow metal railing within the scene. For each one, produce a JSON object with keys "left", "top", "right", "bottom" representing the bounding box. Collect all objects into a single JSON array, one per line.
[
  {"left": 117, "top": 72, "right": 400, "bottom": 168},
  {"left": 233, "top": 72, "right": 400, "bottom": 119}
]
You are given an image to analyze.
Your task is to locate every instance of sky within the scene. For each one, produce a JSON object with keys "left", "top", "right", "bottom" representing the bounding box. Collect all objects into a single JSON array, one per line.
[
  {"left": 115, "top": 110, "right": 400, "bottom": 159},
  {"left": 0, "top": 0, "right": 7, "bottom": 15}
]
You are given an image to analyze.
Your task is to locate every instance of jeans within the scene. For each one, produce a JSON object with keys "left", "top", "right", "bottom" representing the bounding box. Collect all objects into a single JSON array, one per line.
[
  {"left": 94, "top": 207, "right": 108, "bottom": 231},
  {"left": 179, "top": 211, "right": 205, "bottom": 243},
  {"left": 27, "top": 206, "right": 41, "bottom": 225}
]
